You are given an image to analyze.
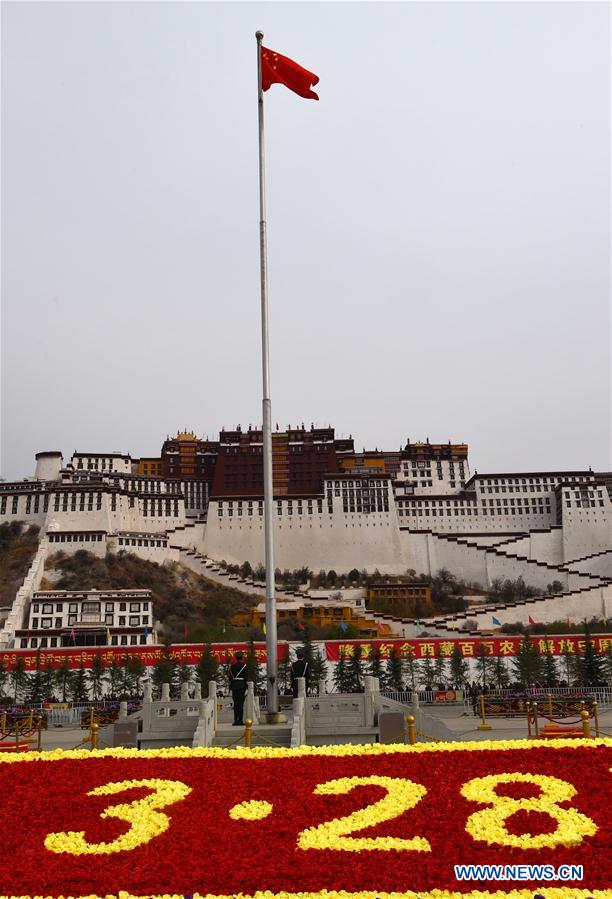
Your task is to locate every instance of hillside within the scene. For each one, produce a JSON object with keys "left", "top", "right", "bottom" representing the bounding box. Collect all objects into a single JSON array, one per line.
[
  {"left": 0, "top": 521, "right": 40, "bottom": 607},
  {"left": 43, "top": 549, "right": 258, "bottom": 642}
]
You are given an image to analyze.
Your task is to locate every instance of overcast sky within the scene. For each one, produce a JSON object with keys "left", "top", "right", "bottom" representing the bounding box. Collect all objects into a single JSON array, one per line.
[{"left": 1, "top": 1, "right": 610, "bottom": 481}]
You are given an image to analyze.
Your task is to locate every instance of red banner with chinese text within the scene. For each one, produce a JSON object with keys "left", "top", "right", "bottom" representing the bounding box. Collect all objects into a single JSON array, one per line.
[
  {"left": 323, "top": 635, "right": 612, "bottom": 660},
  {"left": 0, "top": 642, "right": 287, "bottom": 672},
  {"left": 1, "top": 634, "right": 610, "bottom": 671}
]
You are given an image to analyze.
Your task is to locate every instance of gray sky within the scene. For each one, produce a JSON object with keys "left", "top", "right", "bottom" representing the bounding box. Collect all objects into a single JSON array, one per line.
[{"left": 2, "top": 1, "right": 610, "bottom": 481}]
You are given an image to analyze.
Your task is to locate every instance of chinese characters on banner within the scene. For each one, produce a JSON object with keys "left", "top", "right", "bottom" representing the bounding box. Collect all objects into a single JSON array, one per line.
[
  {"left": 323, "top": 635, "right": 612, "bottom": 660},
  {"left": 0, "top": 635, "right": 610, "bottom": 671}
]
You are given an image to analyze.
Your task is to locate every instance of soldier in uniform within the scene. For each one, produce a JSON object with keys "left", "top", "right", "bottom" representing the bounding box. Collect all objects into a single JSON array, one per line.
[
  {"left": 290, "top": 647, "right": 309, "bottom": 697},
  {"left": 229, "top": 650, "right": 247, "bottom": 725}
]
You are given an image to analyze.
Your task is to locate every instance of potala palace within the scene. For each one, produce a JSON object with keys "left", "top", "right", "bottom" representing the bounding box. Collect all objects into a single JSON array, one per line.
[{"left": 1, "top": 427, "right": 610, "bottom": 649}]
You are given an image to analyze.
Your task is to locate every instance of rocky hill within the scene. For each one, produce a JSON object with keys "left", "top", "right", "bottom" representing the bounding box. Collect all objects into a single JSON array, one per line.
[
  {"left": 42, "top": 549, "right": 257, "bottom": 642},
  {"left": 0, "top": 522, "right": 40, "bottom": 607}
]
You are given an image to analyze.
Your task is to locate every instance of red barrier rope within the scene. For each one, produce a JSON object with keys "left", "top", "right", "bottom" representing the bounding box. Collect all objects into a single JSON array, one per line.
[{"left": 542, "top": 716, "right": 583, "bottom": 726}]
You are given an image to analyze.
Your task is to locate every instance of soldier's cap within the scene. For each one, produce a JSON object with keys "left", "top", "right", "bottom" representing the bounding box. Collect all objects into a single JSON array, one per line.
[{"left": 236, "top": 651, "right": 244, "bottom": 659}]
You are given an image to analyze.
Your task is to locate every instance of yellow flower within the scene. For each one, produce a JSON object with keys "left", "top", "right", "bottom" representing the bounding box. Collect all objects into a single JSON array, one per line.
[
  {"left": 461, "top": 773, "right": 597, "bottom": 850},
  {"left": 229, "top": 799, "right": 274, "bottom": 821}
]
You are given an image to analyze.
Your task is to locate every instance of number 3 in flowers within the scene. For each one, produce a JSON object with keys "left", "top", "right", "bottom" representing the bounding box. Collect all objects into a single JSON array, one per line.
[
  {"left": 44, "top": 778, "right": 192, "bottom": 855},
  {"left": 298, "top": 775, "right": 431, "bottom": 852},
  {"left": 461, "top": 773, "right": 597, "bottom": 850}
]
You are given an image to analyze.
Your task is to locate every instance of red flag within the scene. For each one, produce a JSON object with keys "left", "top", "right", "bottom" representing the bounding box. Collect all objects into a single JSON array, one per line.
[
  {"left": 261, "top": 46, "right": 319, "bottom": 100},
  {"left": 528, "top": 615, "right": 537, "bottom": 625}
]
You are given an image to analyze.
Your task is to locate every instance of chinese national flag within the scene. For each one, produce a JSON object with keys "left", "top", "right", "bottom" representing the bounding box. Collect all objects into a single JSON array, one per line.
[
  {"left": 261, "top": 46, "right": 319, "bottom": 100},
  {"left": 528, "top": 615, "right": 537, "bottom": 625}
]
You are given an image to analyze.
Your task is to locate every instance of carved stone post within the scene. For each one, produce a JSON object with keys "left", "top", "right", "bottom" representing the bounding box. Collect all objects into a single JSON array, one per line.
[
  {"left": 246, "top": 681, "right": 257, "bottom": 723},
  {"left": 209, "top": 681, "right": 218, "bottom": 728}
]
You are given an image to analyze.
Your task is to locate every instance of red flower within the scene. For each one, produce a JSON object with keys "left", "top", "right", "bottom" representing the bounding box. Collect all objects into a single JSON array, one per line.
[{"left": 0, "top": 740, "right": 609, "bottom": 897}]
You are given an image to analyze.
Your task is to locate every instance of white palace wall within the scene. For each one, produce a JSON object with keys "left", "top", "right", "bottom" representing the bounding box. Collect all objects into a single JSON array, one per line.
[
  {"left": 562, "top": 506, "right": 612, "bottom": 562},
  {"left": 457, "top": 584, "right": 610, "bottom": 631},
  {"left": 203, "top": 509, "right": 405, "bottom": 572},
  {"left": 46, "top": 532, "right": 108, "bottom": 557},
  {"left": 528, "top": 530, "right": 564, "bottom": 565},
  {"left": 566, "top": 551, "right": 612, "bottom": 579},
  {"left": 399, "top": 530, "right": 602, "bottom": 593}
]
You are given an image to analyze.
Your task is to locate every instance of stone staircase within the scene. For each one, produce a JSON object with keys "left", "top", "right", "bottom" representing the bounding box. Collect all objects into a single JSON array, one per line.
[{"left": 212, "top": 723, "right": 293, "bottom": 749}]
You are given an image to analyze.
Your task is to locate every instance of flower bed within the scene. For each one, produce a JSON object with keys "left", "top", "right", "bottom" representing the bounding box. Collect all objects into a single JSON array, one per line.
[{"left": 0, "top": 738, "right": 610, "bottom": 899}]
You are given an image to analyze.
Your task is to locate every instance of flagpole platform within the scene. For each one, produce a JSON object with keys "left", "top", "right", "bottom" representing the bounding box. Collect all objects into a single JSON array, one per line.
[{"left": 264, "top": 711, "right": 287, "bottom": 724}]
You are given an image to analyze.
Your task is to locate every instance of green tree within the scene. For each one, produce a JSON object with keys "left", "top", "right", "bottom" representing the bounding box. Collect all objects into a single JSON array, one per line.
[
  {"left": 71, "top": 664, "right": 89, "bottom": 702},
  {"left": 332, "top": 654, "right": 352, "bottom": 693},
  {"left": 11, "top": 657, "right": 27, "bottom": 704},
  {"left": 367, "top": 648, "right": 387, "bottom": 689},
  {"left": 196, "top": 645, "right": 220, "bottom": 697},
  {"left": 219, "top": 653, "right": 233, "bottom": 695},
  {"left": 420, "top": 656, "right": 435, "bottom": 691},
  {"left": 604, "top": 645, "right": 612, "bottom": 684},
  {"left": 310, "top": 648, "right": 328, "bottom": 695},
  {"left": 276, "top": 654, "right": 291, "bottom": 695},
  {"left": 295, "top": 566, "right": 312, "bottom": 585},
  {"left": 345, "top": 645, "right": 365, "bottom": 693},
  {"left": 433, "top": 647, "right": 447, "bottom": 687},
  {"left": 301, "top": 628, "right": 316, "bottom": 671},
  {"left": 56, "top": 657, "right": 73, "bottom": 702},
  {"left": 152, "top": 645, "right": 177, "bottom": 698},
  {"left": 107, "top": 658, "right": 123, "bottom": 699},
  {"left": 491, "top": 655, "right": 510, "bottom": 690},
  {"left": 542, "top": 651, "right": 558, "bottom": 688},
  {"left": 561, "top": 647, "right": 579, "bottom": 684},
  {"left": 403, "top": 646, "right": 418, "bottom": 692},
  {"left": 512, "top": 635, "right": 544, "bottom": 687},
  {"left": 475, "top": 645, "right": 494, "bottom": 690},
  {"left": 25, "top": 652, "right": 44, "bottom": 704},
  {"left": 577, "top": 626, "right": 605, "bottom": 686},
  {"left": 119, "top": 655, "right": 137, "bottom": 699},
  {"left": 0, "top": 657, "right": 7, "bottom": 700},
  {"left": 385, "top": 647, "right": 405, "bottom": 692},
  {"left": 450, "top": 645, "right": 469, "bottom": 689},
  {"left": 546, "top": 580, "right": 564, "bottom": 594},
  {"left": 177, "top": 662, "right": 193, "bottom": 692},
  {"left": 88, "top": 654, "right": 107, "bottom": 701},
  {"left": 40, "top": 660, "right": 56, "bottom": 702},
  {"left": 127, "top": 655, "right": 146, "bottom": 697},
  {"left": 245, "top": 640, "right": 265, "bottom": 693},
  {"left": 239, "top": 560, "right": 253, "bottom": 579}
]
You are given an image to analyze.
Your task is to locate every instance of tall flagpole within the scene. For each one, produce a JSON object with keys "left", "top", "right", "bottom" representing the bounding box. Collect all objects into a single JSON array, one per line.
[{"left": 256, "top": 29, "right": 279, "bottom": 718}]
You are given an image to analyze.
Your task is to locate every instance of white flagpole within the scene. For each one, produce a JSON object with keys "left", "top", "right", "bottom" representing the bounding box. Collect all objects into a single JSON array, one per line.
[{"left": 256, "top": 30, "right": 279, "bottom": 717}]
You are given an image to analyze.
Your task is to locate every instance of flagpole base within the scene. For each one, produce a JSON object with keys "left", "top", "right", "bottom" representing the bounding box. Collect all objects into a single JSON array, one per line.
[{"left": 264, "top": 711, "right": 287, "bottom": 724}]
